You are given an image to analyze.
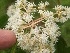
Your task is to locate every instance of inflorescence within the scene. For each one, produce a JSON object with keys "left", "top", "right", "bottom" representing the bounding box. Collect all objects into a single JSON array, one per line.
[{"left": 5, "top": 0, "right": 70, "bottom": 53}]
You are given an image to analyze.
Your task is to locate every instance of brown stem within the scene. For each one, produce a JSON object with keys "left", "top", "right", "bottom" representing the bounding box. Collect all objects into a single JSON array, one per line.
[
  {"left": 30, "top": 0, "right": 35, "bottom": 2},
  {"left": 57, "top": 0, "right": 61, "bottom": 5},
  {"left": 22, "top": 16, "right": 47, "bottom": 29}
]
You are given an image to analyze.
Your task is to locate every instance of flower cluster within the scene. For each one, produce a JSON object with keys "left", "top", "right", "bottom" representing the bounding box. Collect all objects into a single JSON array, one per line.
[
  {"left": 54, "top": 5, "right": 70, "bottom": 23},
  {"left": 5, "top": 0, "right": 70, "bottom": 53}
]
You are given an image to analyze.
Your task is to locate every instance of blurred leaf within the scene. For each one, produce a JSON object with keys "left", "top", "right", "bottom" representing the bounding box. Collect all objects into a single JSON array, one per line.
[
  {"left": 0, "top": 0, "right": 15, "bottom": 28},
  {"left": 61, "top": 0, "right": 70, "bottom": 6},
  {"left": 60, "top": 20, "right": 70, "bottom": 47},
  {"left": 0, "top": 14, "right": 8, "bottom": 28},
  {"left": 55, "top": 36, "right": 67, "bottom": 53},
  {"left": 55, "top": 36, "right": 70, "bottom": 53},
  {"left": 15, "top": 46, "right": 26, "bottom": 53}
]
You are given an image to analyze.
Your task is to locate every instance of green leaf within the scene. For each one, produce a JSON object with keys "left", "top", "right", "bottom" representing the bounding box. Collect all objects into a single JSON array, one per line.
[
  {"left": 61, "top": 0, "right": 70, "bottom": 6},
  {"left": 55, "top": 36, "right": 67, "bottom": 53},
  {"left": 55, "top": 36, "right": 70, "bottom": 53},
  {"left": 0, "top": 0, "right": 15, "bottom": 28},
  {"left": 60, "top": 20, "right": 70, "bottom": 47}
]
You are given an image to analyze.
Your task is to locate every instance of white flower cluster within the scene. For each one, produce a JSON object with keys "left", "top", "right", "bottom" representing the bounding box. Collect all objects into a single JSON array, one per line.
[
  {"left": 54, "top": 5, "right": 70, "bottom": 23},
  {"left": 38, "top": 1, "right": 49, "bottom": 9},
  {"left": 5, "top": 0, "right": 70, "bottom": 53}
]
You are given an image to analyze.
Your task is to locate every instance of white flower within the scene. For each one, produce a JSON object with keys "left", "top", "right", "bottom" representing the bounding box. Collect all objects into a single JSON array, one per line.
[
  {"left": 16, "top": 0, "right": 27, "bottom": 5},
  {"left": 22, "top": 13, "right": 33, "bottom": 23},
  {"left": 30, "top": 26, "right": 40, "bottom": 35},
  {"left": 45, "top": 1, "right": 49, "bottom": 6},
  {"left": 38, "top": 10, "right": 54, "bottom": 19},
  {"left": 38, "top": 1, "right": 49, "bottom": 9},
  {"left": 40, "top": 49, "right": 50, "bottom": 53},
  {"left": 25, "top": 2, "right": 36, "bottom": 13},
  {"left": 7, "top": 5, "right": 16, "bottom": 17},
  {"left": 54, "top": 5, "right": 70, "bottom": 23},
  {"left": 45, "top": 19, "right": 60, "bottom": 42},
  {"left": 53, "top": 5, "right": 64, "bottom": 11}
]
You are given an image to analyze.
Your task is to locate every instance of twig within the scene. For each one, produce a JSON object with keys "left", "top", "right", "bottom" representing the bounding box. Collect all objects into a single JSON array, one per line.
[
  {"left": 22, "top": 17, "right": 47, "bottom": 29},
  {"left": 57, "top": 0, "right": 61, "bottom": 5},
  {"left": 30, "top": 0, "right": 35, "bottom": 2}
]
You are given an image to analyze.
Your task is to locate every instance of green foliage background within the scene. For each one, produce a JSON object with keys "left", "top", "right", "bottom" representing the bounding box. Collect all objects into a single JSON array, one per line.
[{"left": 0, "top": 0, "right": 70, "bottom": 53}]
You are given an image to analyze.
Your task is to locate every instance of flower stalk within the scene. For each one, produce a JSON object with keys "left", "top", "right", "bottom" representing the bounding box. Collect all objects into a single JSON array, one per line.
[{"left": 57, "top": 0, "right": 61, "bottom": 4}]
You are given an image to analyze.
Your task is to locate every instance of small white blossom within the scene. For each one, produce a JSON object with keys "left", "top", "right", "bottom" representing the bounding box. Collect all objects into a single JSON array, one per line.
[
  {"left": 22, "top": 13, "right": 33, "bottom": 23},
  {"left": 7, "top": 5, "right": 16, "bottom": 17},
  {"left": 54, "top": 5, "right": 70, "bottom": 23},
  {"left": 38, "top": 1, "right": 49, "bottom": 9},
  {"left": 38, "top": 10, "right": 53, "bottom": 18}
]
